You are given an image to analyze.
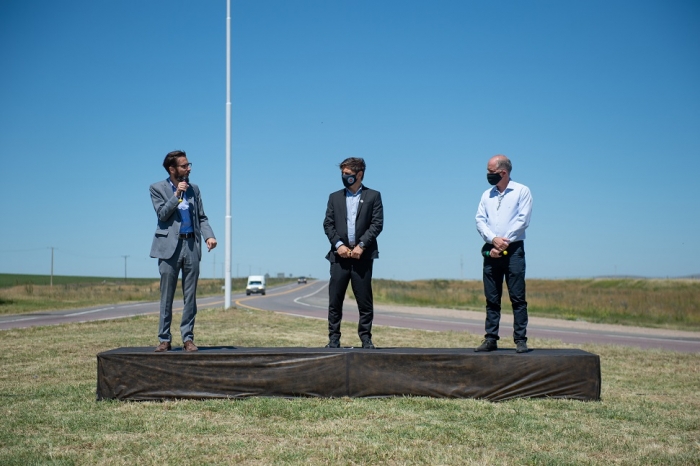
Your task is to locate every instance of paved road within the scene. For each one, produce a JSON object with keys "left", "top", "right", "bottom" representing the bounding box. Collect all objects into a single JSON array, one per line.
[
  {"left": 2, "top": 280, "right": 699, "bottom": 353},
  {"left": 237, "top": 280, "right": 700, "bottom": 353},
  {"left": 0, "top": 295, "right": 229, "bottom": 330}
]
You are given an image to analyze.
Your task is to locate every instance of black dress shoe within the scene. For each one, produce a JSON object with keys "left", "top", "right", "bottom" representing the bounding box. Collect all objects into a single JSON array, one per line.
[
  {"left": 325, "top": 339, "right": 340, "bottom": 348},
  {"left": 474, "top": 339, "right": 497, "bottom": 352},
  {"left": 361, "top": 339, "right": 375, "bottom": 349}
]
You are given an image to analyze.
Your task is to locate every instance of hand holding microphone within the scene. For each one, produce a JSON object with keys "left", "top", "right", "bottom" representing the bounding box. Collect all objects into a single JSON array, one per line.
[
  {"left": 177, "top": 177, "right": 189, "bottom": 202},
  {"left": 482, "top": 237, "right": 510, "bottom": 259}
]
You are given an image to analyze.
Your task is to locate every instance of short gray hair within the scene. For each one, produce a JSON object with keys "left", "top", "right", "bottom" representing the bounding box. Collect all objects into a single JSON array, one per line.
[{"left": 494, "top": 156, "right": 512, "bottom": 173}]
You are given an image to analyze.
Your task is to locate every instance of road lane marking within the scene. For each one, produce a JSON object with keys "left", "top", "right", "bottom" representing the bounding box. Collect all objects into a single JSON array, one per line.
[
  {"left": 65, "top": 307, "right": 115, "bottom": 317},
  {"left": 293, "top": 282, "right": 328, "bottom": 307},
  {"left": 234, "top": 281, "right": 319, "bottom": 308},
  {"left": 239, "top": 281, "right": 317, "bottom": 301},
  {"left": 1, "top": 316, "right": 42, "bottom": 323}
]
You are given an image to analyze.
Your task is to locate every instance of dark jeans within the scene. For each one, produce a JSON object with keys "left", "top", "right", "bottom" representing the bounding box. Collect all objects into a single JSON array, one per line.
[
  {"left": 327, "top": 258, "right": 374, "bottom": 342},
  {"left": 482, "top": 241, "right": 528, "bottom": 342}
]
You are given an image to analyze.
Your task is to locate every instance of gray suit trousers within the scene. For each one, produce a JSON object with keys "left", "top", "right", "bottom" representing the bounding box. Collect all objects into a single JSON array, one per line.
[{"left": 158, "top": 237, "right": 199, "bottom": 343}]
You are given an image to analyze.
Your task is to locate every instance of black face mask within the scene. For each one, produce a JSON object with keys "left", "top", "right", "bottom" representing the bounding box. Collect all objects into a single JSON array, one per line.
[
  {"left": 487, "top": 172, "right": 502, "bottom": 185},
  {"left": 342, "top": 173, "right": 358, "bottom": 188}
]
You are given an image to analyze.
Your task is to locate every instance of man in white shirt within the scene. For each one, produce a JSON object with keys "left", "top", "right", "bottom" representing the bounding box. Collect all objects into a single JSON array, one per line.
[{"left": 475, "top": 155, "right": 533, "bottom": 353}]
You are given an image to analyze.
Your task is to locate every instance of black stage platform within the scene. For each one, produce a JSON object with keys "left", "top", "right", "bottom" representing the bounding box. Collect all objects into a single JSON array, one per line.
[{"left": 96, "top": 347, "right": 601, "bottom": 402}]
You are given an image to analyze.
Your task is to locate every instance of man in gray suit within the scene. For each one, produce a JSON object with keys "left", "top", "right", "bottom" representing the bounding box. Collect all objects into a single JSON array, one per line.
[{"left": 150, "top": 150, "right": 217, "bottom": 352}]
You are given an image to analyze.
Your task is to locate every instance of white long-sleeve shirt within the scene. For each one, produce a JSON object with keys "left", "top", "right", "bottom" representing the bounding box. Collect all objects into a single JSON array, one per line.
[{"left": 475, "top": 180, "right": 532, "bottom": 244}]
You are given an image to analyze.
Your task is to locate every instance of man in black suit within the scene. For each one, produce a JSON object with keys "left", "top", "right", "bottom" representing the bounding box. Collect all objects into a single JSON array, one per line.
[{"left": 323, "top": 157, "right": 384, "bottom": 349}]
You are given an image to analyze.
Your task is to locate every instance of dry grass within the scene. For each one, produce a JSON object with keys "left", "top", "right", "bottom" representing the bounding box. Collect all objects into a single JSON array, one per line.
[
  {"left": 1, "top": 306, "right": 699, "bottom": 465},
  {"left": 0, "top": 281, "right": 162, "bottom": 314},
  {"left": 370, "top": 278, "right": 700, "bottom": 331},
  {"left": 4, "top": 275, "right": 699, "bottom": 331},
  {"left": 0, "top": 277, "right": 291, "bottom": 315}
]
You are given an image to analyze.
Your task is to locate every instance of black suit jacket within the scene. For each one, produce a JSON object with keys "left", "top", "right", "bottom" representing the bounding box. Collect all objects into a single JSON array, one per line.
[{"left": 324, "top": 185, "right": 384, "bottom": 263}]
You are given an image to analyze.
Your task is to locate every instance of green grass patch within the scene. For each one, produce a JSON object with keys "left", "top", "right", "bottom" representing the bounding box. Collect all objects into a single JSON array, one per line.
[
  {"left": 0, "top": 308, "right": 698, "bottom": 464},
  {"left": 369, "top": 278, "right": 700, "bottom": 331}
]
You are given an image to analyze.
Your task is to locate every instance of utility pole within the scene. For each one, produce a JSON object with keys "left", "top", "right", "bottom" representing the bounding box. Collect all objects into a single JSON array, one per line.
[
  {"left": 224, "top": 0, "right": 233, "bottom": 309},
  {"left": 122, "top": 255, "right": 129, "bottom": 282},
  {"left": 50, "top": 246, "right": 54, "bottom": 287}
]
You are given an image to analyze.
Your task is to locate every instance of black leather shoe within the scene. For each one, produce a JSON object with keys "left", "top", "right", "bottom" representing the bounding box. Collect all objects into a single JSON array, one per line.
[
  {"left": 474, "top": 339, "right": 497, "bottom": 352},
  {"left": 325, "top": 339, "right": 340, "bottom": 348},
  {"left": 516, "top": 340, "right": 529, "bottom": 353},
  {"left": 361, "top": 339, "right": 375, "bottom": 349}
]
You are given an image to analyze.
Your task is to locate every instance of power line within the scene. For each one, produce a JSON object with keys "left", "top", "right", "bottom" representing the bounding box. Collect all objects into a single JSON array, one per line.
[{"left": 0, "top": 247, "right": 52, "bottom": 253}]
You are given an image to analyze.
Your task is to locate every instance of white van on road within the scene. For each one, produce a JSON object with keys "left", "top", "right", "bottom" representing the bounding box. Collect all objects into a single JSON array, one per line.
[{"left": 246, "top": 275, "right": 266, "bottom": 296}]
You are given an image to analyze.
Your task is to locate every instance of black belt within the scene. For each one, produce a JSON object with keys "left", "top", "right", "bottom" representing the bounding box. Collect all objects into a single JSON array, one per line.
[{"left": 178, "top": 233, "right": 195, "bottom": 239}]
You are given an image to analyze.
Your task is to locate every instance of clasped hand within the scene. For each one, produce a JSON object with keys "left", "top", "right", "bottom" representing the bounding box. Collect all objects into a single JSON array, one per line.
[
  {"left": 338, "top": 245, "right": 363, "bottom": 259},
  {"left": 490, "top": 236, "right": 510, "bottom": 258}
]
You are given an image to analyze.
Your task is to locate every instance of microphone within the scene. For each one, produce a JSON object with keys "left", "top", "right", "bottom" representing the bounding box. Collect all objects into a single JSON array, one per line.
[
  {"left": 482, "top": 249, "right": 508, "bottom": 258},
  {"left": 178, "top": 177, "right": 189, "bottom": 202}
]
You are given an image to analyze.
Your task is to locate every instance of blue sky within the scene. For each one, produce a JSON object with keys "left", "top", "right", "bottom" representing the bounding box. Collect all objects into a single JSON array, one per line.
[{"left": 1, "top": 0, "right": 699, "bottom": 281}]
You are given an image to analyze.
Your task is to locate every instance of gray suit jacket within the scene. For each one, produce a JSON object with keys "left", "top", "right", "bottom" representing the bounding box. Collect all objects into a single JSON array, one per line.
[{"left": 149, "top": 179, "right": 215, "bottom": 261}]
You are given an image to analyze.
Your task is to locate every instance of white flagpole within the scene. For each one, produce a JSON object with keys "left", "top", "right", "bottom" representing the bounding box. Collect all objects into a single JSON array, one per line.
[{"left": 224, "top": 0, "right": 232, "bottom": 309}]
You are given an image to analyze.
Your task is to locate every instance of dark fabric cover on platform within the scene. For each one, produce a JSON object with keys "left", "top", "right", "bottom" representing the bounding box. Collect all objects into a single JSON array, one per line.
[{"left": 96, "top": 347, "right": 601, "bottom": 402}]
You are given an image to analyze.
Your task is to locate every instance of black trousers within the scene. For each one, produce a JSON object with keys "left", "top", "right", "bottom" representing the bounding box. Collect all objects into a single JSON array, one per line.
[
  {"left": 327, "top": 258, "right": 374, "bottom": 342},
  {"left": 482, "top": 241, "right": 528, "bottom": 342}
]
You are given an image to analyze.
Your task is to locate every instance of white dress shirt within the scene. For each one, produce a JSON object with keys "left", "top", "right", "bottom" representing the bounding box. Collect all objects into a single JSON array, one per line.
[{"left": 476, "top": 180, "right": 532, "bottom": 243}]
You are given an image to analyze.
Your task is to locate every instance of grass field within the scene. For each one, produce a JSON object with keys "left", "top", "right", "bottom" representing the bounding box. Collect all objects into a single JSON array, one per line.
[
  {"left": 0, "top": 273, "right": 293, "bottom": 315},
  {"left": 1, "top": 306, "right": 698, "bottom": 465},
  {"left": 369, "top": 278, "right": 700, "bottom": 331}
]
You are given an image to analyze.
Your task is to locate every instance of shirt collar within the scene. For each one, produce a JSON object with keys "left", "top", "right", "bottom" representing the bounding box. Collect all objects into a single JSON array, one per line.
[
  {"left": 491, "top": 180, "right": 513, "bottom": 195},
  {"left": 346, "top": 185, "right": 363, "bottom": 197}
]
